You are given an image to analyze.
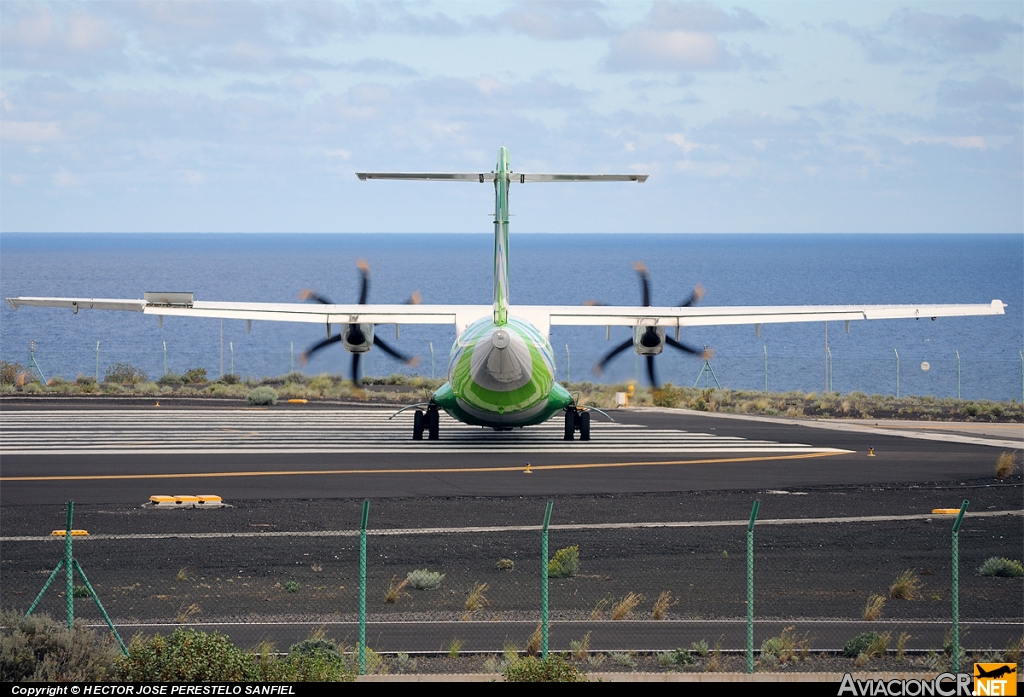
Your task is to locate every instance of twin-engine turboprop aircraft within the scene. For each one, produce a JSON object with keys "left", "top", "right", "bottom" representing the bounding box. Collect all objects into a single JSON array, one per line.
[{"left": 6, "top": 147, "right": 1007, "bottom": 442}]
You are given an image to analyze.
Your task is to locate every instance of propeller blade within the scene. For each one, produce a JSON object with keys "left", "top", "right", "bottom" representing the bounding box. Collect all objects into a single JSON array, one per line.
[
  {"left": 406, "top": 291, "right": 422, "bottom": 305},
  {"left": 633, "top": 261, "right": 650, "bottom": 307},
  {"left": 299, "top": 289, "right": 333, "bottom": 305},
  {"left": 665, "top": 336, "right": 702, "bottom": 356},
  {"left": 351, "top": 352, "right": 362, "bottom": 385},
  {"left": 356, "top": 259, "right": 370, "bottom": 304},
  {"left": 646, "top": 355, "right": 658, "bottom": 387},
  {"left": 679, "top": 283, "right": 705, "bottom": 308},
  {"left": 374, "top": 336, "right": 420, "bottom": 366},
  {"left": 594, "top": 338, "right": 634, "bottom": 376},
  {"left": 301, "top": 333, "right": 343, "bottom": 364}
]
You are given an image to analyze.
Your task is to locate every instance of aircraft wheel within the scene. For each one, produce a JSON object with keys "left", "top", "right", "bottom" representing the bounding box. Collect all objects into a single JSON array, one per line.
[
  {"left": 427, "top": 408, "right": 440, "bottom": 440},
  {"left": 413, "top": 410, "right": 424, "bottom": 440},
  {"left": 579, "top": 411, "right": 591, "bottom": 441},
  {"left": 563, "top": 409, "right": 575, "bottom": 440}
]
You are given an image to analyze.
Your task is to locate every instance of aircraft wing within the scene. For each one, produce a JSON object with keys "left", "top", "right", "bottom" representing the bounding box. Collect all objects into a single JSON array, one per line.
[
  {"left": 6, "top": 296, "right": 494, "bottom": 334},
  {"left": 6, "top": 295, "right": 1006, "bottom": 337},
  {"left": 514, "top": 300, "right": 1007, "bottom": 335}
]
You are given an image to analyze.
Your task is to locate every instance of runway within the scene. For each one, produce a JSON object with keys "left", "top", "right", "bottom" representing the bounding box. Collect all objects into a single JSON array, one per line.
[
  {"left": 0, "top": 408, "right": 849, "bottom": 456},
  {"left": 0, "top": 403, "right": 1016, "bottom": 505}
]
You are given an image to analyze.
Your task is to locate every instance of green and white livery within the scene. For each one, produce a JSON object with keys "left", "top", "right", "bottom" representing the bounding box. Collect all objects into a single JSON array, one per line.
[{"left": 7, "top": 147, "right": 1007, "bottom": 442}]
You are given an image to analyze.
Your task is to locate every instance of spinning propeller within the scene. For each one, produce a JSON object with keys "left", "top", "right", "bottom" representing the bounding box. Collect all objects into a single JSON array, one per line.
[
  {"left": 298, "top": 260, "right": 421, "bottom": 384},
  {"left": 592, "top": 261, "right": 709, "bottom": 388}
]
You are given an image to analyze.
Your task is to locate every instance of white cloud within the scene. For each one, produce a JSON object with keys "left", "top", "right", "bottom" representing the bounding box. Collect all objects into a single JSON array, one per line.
[
  {"left": 2, "top": 121, "right": 62, "bottom": 143},
  {"left": 52, "top": 167, "right": 78, "bottom": 187},
  {"left": 903, "top": 136, "right": 987, "bottom": 150}
]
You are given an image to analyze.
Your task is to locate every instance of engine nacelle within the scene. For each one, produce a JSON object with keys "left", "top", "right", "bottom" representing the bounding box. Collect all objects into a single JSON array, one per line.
[
  {"left": 342, "top": 323, "right": 374, "bottom": 353},
  {"left": 633, "top": 325, "right": 665, "bottom": 356}
]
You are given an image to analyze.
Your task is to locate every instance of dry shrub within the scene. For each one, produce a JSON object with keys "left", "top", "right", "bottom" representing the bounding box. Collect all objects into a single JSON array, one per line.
[
  {"left": 651, "top": 591, "right": 678, "bottom": 620},
  {"left": 889, "top": 570, "right": 922, "bottom": 600},
  {"left": 863, "top": 594, "right": 886, "bottom": 621},
  {"left": 610, "top": 592, "right": 643, "bottom": 620},
  {"left": 525, "top": 623, "right": 543, "bottom": 656},
  {"left": 461, "top": 582, "right": 489, "bottom": 619},
  {"left": 384, "top": 576, "right": 410, "bottom": 604},
  {"left": 995, "top": 451, "right": 1018, "bottom": 479}
]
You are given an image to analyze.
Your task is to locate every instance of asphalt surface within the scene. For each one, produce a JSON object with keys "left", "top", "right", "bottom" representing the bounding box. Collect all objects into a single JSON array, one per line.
[
  {"left": 1, "top": 401, "right": 1020, "bottom": 656},
  {"left": 0, "top": 400, "right": 1019, "bottom": 505}
]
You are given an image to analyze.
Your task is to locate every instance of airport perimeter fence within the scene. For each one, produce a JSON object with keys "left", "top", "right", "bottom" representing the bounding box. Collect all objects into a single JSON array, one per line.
[
  {"left": 6, "top": 500, "right": 1023, "bottom": 675},
  {"left": 6, "top": 337, "right": 1024, "bottom": 403}
]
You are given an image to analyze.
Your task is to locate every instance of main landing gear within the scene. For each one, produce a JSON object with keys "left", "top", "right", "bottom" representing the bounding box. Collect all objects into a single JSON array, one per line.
[
  {"left": 412, "top": 403, "right": 440, "bottom": 440},
  {"left": 563, "top": 405, "right": 590, "bottom": 441}
]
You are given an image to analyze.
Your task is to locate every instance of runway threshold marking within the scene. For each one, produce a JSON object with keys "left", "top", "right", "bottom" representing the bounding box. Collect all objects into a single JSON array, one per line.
[{"left": 0, "top": 450, "right": 848, "bottom": 482}]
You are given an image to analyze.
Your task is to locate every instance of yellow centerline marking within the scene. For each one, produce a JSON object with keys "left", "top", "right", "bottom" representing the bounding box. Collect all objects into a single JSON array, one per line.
[{"left": 1, "top": 451, "right": 847, "bottom": 482}]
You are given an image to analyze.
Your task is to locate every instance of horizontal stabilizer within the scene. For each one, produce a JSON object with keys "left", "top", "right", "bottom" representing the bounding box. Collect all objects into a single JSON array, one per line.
[{"left": 356, "top": 172, "right": 648, "bottom": 183}]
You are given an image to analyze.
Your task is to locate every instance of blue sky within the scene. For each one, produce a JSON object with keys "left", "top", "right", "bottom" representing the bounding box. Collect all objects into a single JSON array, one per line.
[{"left": 1, "top": 1, "right": 1021, "bottom": 233}]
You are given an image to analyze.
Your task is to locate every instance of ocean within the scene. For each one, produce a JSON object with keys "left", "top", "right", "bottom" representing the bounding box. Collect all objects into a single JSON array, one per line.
[{"left": 1, "top": 233, "right": 1021, "bottom": 401}]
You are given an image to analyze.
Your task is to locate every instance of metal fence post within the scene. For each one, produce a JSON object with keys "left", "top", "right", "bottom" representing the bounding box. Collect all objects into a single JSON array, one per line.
[
  {"left": 956, "top": 350, "right": 961, "bottom": 400},
  {"left": 163, "top": 341, "right": 167, "bottom": 376},
  {"left": 359, "top": 499, "right": 369, "bottom": 675},
  {"left": 429, "top": 342, "right": 434, "bottom": 380},
  {"left": 763, "top": 345, "right": 768, "bottom": 393},
  {"left": 951, "top": 500, "right": 968, "bottom": 673},
  {"left": 290, "top": 342, "right": 294, "bottom": 374},
  {"left": 894, "top": 349, "right": 900, "bottom": 398},
  {"left": 541, "top": 500, "right": 553, "bottom": 659},
  {"left": 64, "top": 501, "right": 74, "bottom": 628},
  {"left": 746, "top": 500, "right": 760, "bottom": 673},
  {"left": 95, "top": 341, "right": 100, "bottom": 383}
]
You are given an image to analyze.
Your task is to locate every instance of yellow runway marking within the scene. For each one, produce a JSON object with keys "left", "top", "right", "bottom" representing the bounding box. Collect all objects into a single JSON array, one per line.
[{"left": 1, "top": 451, "right": 848, "bottom": 482}]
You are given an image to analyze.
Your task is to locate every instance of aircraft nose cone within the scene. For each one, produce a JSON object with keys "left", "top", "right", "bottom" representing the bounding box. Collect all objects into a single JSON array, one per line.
[{"left": 491, "top": 329, "right": 511, "bottom": 349}]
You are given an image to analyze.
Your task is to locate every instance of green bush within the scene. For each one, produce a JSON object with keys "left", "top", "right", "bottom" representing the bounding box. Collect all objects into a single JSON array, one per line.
[
  {"left": 979, "top": 557, "right": 1024, "bottom": 578},
  {"left": 504, "top": 655, "right": 586, "bottom": 682},
  {"left": 406, "top": 569, "right": 444, "bottom": 590},
  {"left": 0, "top": 610, "right": 120, "bottom": 682},
  {"left": 157, "top": 372, "right": 183, "bottom": 386},
  {"left": 104, "top": 362, "right": 147, "bottom": 385},
  {"left": 548, "top": 545, "right": 580, "bottom": 578},
  {"left": 220, "top": 373, "right": 241, "bottom": 385},
  {"left": 652, "top": 386, "right": 681, "bottom": 408},
  {"left": 273, "top": 637, "right": 355, "bottom": 682},
  {"left": 118, "top": 628, "right": 259, "bottom": 681},
  {"left": 182, "top": 367, "right": 208, "bottom": 384},
  {"left": 843, "top": 632, "right": 880, "bottom": 658},
  {"left": 247, "top": 386, "right": 278, "bottom": 406}
]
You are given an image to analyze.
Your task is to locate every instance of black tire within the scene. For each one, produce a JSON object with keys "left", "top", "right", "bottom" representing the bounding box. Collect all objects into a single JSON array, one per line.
[
  {"left": 563, "top": 409, "right": 575, "bottom": 440},
  {"left": 427, "top": 408, "right": 440, "bottom": 440},
  {"left": 579, "top": 411, "right": 591, "bottom": 441},
  {"left": 413, "top": 410, "right": 424, "bottom": 440}
]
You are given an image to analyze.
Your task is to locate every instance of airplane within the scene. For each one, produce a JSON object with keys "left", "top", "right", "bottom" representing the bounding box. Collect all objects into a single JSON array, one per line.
[{"left": 6, "top": 146, "right": 1007, "bottom": 442}]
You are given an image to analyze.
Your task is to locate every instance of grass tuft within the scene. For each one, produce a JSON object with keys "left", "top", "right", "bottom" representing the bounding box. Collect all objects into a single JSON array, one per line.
[
  {"left": 525, "top": 623, "right": 543, "bottom": 656},
  {"left": 759, "top": 627, "right": 811, "bottom": 665},
  {"left": 651, "top": 590, "right": 678, "bottom": 620},
  {"left": 462, "top": 582, "right": 489, "bottom": 619},
  {"left": 610, "top": 592, "right": 643, "bottom": 620},
  {"left": 863, "top": 593, "right": 886, "bottom": 621},
  {"left": 570, "top": 632, "right": 591, "bottom": 661},
  {"left": 496, "top": 558, "right": 515, "bottom": 571},
  {"left": 995, "top": 451, "right": 1018, "bottom": 478},
  {"left": 384, "top": 576, "right": 410, "bottom": 604},
  {"left": 889, "top": 569, "right": 922, "bottom": 600}
]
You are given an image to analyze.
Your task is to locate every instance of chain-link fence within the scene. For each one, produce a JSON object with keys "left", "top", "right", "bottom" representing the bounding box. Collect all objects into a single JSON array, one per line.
[{"left": 6, "top": 500, "right": 1022, "bottom": 674}]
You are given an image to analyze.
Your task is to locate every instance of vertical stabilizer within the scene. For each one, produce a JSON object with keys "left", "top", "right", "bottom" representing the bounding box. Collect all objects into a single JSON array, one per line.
[{"left": 493, "top": 147, "right": 511, "bottom": 325}]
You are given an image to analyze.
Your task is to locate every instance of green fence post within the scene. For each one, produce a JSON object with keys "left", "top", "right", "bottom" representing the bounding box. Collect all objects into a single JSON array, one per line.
[
  {"left": 73, "top": 559, "right": 128, "bottom": 656},
  {"left": 541, "top": 500, "right": 553, "bottom": 660},
  {"left": 746, "top": 500, "right": 760, "bottom": 674},
  {"left": 951, "top": 500, "right": 968, "bottom": 673},
  {"left": 65, "top": 502, "right": 74, "bottom": 628},
  {"left": 359, "top": 499, "right": 369, "bottom": 675}
]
